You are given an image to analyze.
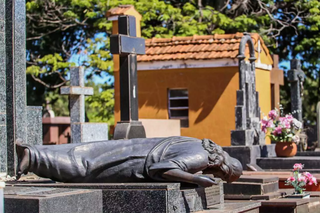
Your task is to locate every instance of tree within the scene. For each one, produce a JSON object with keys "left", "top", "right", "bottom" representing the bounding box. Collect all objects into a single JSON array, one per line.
[{"left": 26, "top": 0, "right": 320, "bottom": 124}]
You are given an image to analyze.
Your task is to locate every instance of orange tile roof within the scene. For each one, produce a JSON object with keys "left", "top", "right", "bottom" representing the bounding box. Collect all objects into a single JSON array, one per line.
[
  {"left": 137, "top": 33, "right": 271, "bottom": 63},
  {"left": 106, "top": 5, "right": 134, "bottom": 17}
]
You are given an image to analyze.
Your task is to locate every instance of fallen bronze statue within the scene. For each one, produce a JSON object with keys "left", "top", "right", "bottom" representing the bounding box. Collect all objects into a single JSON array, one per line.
[{"left": 16, "top": 136, "right": 242, "bottom": 187}]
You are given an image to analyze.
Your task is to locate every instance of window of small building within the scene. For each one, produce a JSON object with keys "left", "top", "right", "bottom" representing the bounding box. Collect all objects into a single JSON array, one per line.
[{"left": 168, "top": 89, "right": 189, "bottom": 128}]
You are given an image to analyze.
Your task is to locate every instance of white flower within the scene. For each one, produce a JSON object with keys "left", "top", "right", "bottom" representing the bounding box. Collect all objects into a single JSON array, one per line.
[
  {"left": 291, "top": 119, "right": 302, "bottom": 130},
  {"left": 292, "top": 135, "right": 300, "bottom": 143}
]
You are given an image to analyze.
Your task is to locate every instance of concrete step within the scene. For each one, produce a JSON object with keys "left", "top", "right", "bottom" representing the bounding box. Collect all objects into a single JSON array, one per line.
[{"left": 224, "top": 181, "right": 279, "bottom": 196}]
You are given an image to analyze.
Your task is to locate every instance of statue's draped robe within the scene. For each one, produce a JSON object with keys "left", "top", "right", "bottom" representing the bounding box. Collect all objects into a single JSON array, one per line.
[{"left": 24, "top": 136, "right": 209, "bottom": 183}]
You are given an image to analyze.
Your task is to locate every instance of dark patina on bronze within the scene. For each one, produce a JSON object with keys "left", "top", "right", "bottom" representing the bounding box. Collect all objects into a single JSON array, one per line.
[{"left": 16, "top": 136, "right": 242, "bottom": 186}]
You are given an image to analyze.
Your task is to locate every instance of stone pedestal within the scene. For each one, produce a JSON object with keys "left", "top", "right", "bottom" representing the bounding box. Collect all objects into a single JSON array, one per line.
[
  {"left": 71, "top": 123, "right": 109, "bottom": 143},
  {"left": 12, "top": 181, "right": 223, "bottom": 213},
  {"left": 224, "top": 175, "right": 280, "bottom": 200},
  {"left": 113, "top": 121, "right": 146, "bottom": 140}
]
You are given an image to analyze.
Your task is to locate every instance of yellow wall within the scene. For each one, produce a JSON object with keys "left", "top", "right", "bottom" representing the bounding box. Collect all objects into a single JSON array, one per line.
[
  {"left": 256, "top": 68, "right": 272, "bottom": 144},
  {"left": 114, "top": 66, "right": 271, "bottom": 146},
  {"left": 115, "top": 67, "right": 238, "bottom": 146}
]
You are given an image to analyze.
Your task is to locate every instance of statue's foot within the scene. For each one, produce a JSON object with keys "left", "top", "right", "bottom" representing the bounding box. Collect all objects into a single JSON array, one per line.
[{"left": 16, "top": 141, "right": 30, "bottom": 180}]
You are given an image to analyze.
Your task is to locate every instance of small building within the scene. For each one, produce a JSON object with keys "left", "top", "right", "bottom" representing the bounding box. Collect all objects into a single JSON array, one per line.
[{"left": 107, "top": 6, "right": 283, "bottom": 146}]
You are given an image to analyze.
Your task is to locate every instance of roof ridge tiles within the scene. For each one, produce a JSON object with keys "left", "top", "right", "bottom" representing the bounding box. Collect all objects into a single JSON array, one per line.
[{"left": 139, "top": 33, "right": 272, "bottom": 63}]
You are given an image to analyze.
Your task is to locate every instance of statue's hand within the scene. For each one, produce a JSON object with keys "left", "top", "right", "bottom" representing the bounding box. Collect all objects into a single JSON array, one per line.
[{"left": 196, "top": 176, "right": 220, "bottom": 187}]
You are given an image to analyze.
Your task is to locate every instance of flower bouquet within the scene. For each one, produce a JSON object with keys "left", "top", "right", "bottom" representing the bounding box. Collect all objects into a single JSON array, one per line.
[
  {"left": 285, "top": 163, "right": 317, "bottom": 198},
  {"left": 261, "top": 109, "right": 303, "bottom": 157}
]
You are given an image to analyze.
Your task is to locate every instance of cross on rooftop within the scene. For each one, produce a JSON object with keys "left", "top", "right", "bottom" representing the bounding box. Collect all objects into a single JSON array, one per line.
[{"left": 61, "top": 67, "right": 93, "bottom": 124}]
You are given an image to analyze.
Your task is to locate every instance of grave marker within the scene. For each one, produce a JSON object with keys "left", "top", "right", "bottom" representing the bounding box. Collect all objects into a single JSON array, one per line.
[
  {"left": 61, "top": 67, "right": 109, "bottom": 143},
  {"left": 288, "top": 59, "right": 305, "bottom": 122},
  {"left": 0, "top": 0, "right": 42, "bottom": 176},
  {"left": 110, "top": 15, "right": 146, "bottom": 139},
  {"left": 0, "top": 0, "right": 7, "bottom": 175},
  {"left": 317, "top": 102, "right": 320, "bottom": 148},
  {"left": 231, "top": 33, "right": 265, "bottom": 146}
]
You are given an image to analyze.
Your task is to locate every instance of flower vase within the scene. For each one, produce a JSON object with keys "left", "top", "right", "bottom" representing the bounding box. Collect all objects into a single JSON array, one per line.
[
  {"left": 285, "top": 193, "right": 310, "bottom": 199},
  {"left": 275, "top": 142, "right": 297, "bottom": 157}
]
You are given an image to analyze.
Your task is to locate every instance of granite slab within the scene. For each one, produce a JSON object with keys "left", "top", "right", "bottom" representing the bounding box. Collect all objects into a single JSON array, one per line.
[
  {"left": 235, "top": 175, "right": 279, "bottom": 183},
  {"left": 201, "top": 201, "right": 261, "bottom": 213},
  {"left": 224, "top": 180, "right": 278, "bottom": 195},
  {"left": 4, "top": 186, "right": 102, "bottom": 213},
  {"left": 257, "top": 156, "right": 320, "bottom": 170},
  {"left": 11, "top": 182, "right": 223, "bottom": 213},
  {"left": 260, "top": 197, "right": 320, "bottom": 213}
]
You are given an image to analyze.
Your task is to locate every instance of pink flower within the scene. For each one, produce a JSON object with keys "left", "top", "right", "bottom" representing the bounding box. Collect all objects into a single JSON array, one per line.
[
  {"left": 272, "top": 126, "right": 283, "bottom": 135},
  {"left": 261, "top": 117, "right": 274, "bottom": 133},
  {"left": 293, "top": 163, "right": 303, "bottom": 171},
  {"left": 279, "top": 117, "right": 291, "bottom": 129},
  {"left": 287, "top": 176, "right": 295, "bottom": 182},
  {"left": 303, "top": 172, "right": 313, "bottom": 179},
  {"left": 268, "top": 110, "right": 278, "bottom": 120},
  {"left": 286, "top": 114, "right": 294, "bottom": 122},
  {"left": 309, "top": 177, "right": 317, "bottom": 185},
  {"left": 298, "top": 175, "right": 306, "bottom": 182},
  {"left": 261, "top": 125, "right": 267, "bottom": 133}
]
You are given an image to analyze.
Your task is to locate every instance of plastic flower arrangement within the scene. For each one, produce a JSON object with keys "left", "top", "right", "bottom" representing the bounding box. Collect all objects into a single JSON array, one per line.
[
  {"left": 285, "top": 163, "right": 317, "bottom": 194},
  {"left": 261, "top": 108, "right": 303, "bottom": 143}
]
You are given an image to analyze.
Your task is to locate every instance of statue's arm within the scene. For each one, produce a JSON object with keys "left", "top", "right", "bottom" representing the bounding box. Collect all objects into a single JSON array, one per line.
[{"left": 161, "top": 169, "right": 217, "bottom": 187}]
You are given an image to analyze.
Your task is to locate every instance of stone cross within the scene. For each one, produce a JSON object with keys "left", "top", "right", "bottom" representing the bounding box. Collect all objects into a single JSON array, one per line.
[
  {"left": 288, "top": 59, "right": 305, "bottom": 122},
  {"left": 231, "top": 33, "right": 265, "bottom": 146},
  {"left": 61, "top": 67, "right": 93, "bottom": 124},
  {"left": 61, "top": 67, "right": 109, "bottom": 143},
  {"left": 270, "top": 55, "right": 284, "bottom": 109},
  {"left": 110, "top": 15, "right": 146, "bottom": 139},
  {"left": 0, "top": 0, "right": 42, "bottom": 176}
]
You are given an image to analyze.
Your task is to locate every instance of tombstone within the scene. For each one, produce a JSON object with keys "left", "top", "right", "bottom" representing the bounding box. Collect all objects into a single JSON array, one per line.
[
  {"left": 231, "top": 33, "right": 265, "bottom": 146},
  {"left": 0, "top": 0, "right": 42, "bottom": 176},
  {"left": 110, "top": 15, "right": 146, "bottom": 139},
  {"left": 288, "top": 59, "right": 305, "bottom": 122},
  {"left": 317, "top": 102, "right": 320, "bottom": 148},
  {"left": 60, "top": 67, "right": 109, "bottom": 143}
]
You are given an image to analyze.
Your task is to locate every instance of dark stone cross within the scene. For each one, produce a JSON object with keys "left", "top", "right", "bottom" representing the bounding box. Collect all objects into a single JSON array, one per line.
[
  {"left": 288, "top": 59, "right": 305, "bottom": 122},
  {"left": 110, "top": 15, "right": 146, "bottom": 139},
  {"left": 231, "top": 33, "right": 265, "bottom": 146}
]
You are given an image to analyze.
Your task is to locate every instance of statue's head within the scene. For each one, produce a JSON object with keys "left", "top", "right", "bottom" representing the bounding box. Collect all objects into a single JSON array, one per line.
[{"left": 201, "top": 139, "right": 243, "bottom": 183}]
